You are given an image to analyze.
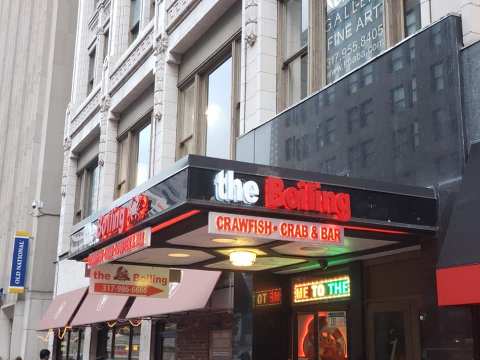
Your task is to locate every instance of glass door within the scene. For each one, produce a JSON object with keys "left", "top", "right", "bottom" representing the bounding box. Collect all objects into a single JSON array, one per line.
[
  {"left": 296, "top": 311, "right": 349, "bottom": 360},
  {"left": 367, "top": 301, "right": 420, "bottom": 360}
]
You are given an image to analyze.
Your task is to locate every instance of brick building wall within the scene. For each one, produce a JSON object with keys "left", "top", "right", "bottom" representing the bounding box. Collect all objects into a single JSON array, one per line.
[{"left": 173, "top": 312, "right": 233, "bottom": 360}]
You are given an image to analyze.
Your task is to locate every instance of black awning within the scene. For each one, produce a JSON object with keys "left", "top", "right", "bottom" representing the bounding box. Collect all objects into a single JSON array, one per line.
[
  {"left": 437, "top": 142, "right": 480, "bottom": 305},
  {"left": 69, "top": 155, "right": 437, "bottom": 273}
]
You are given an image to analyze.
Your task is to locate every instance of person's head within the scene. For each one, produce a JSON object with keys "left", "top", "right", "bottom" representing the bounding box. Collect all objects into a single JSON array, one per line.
[
  {"left": 39, "top": 349, "right": 50, "bottom": 360},
  {"left": 15, "top": 357, "right": 22, "bottom": 360}
]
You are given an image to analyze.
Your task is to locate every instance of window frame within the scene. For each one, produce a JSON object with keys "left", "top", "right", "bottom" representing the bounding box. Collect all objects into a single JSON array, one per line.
[
  {"left": 277, "top": 0, "right": 417, "bottom": 111},
  {"left": 54, "top": 329, "right": 84, "bottom": 360},
  {"left": 115, "top": 113, "right": 153, "bottom": 198},
  {"left": 96, "top": 324, "right": 141, "bottom": 360},
  {"left": 154, "top": 322, "right": 177, "bottom": 360},
  {"left": 129, "top": 0, "right": 141, "bottom": 44},
  {"left": 87, "top": 46, "right": 96, "bottom": 95},
  {"left": 175, "top": 34, "right": 241, "bottom": 161},
  {"left": 74, "top": 158, "right": 99, "bottom": 224}
]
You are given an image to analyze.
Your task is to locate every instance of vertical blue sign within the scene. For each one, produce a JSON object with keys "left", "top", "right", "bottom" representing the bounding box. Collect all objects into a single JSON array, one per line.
[{"left": 8, "top": 231, "right": 30, "bottom": 294}]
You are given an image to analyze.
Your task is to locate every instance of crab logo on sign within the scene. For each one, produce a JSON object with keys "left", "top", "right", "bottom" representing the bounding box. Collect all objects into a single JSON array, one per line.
[
  {"left": 214, "top": 170, "right": 259, "bottom": 205},
  {"left": 97, "top": 195, "right": 150, "bottom": 242}
]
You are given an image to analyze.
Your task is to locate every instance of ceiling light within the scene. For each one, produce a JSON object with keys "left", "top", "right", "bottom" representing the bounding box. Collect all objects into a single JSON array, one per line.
[
  {"left": 212, "top": 238, "right": 236, "bottom": 244},
  {"left": 168, "top": 253, "right": 191, "bottom": 258},
  {"left": 229, "top": 250, "right": 256, "bottom": 267}
]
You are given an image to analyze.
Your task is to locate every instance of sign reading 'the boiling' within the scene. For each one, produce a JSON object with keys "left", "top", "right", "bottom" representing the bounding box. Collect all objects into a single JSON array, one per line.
[
  {"left": 208, "top": 212, "right": 344, "bottom": 245},
  {"left": 90, "top": 264, "right": 169, "bottom": 298}
]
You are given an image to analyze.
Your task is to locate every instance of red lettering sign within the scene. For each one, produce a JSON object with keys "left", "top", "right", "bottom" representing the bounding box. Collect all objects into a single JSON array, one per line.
[
  {"left": 209, "top": 212, "right": 344, "bottom": 245},
  {"left": 97, "top": 195, "right": 150, "bottom": 242},
  {"left": 255, "top": 288, "right": 282, "bottom": 307},
  {"left": 87, "top": 228, "right": 151, "bottom": 268},
  {"left": 264, "top": 177, "right": 351, "bottom": 221}
]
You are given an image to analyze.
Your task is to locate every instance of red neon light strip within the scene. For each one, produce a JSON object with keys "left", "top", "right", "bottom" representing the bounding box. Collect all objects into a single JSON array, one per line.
[
  {"left": 151, "top": 210, "right": 201, "bottom": 233},
  {"left": 344, "top": 225, "right": 409, "bottom": 235}
]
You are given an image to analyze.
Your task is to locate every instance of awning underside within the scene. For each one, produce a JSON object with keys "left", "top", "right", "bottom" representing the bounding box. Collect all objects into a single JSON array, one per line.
[{"left": 114, "top": 210, "right": 424, "bottom": 273}]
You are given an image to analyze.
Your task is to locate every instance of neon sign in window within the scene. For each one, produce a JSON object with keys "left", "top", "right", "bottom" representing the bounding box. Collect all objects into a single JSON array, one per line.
[{"left": 293, "top": 275, "right": 350, "bottom": 303}]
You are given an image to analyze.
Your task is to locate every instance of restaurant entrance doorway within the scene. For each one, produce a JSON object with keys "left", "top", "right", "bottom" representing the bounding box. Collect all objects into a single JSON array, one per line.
[{"left": 366, "top": 300, "right": 421, "bottom": 360}]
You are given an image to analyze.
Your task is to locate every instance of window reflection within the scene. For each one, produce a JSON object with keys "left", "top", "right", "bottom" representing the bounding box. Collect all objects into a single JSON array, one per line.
[
  {"left": 432, "top": 63, "right": 445, "bottom": 91},
  {"left": 251, "top": 17, "right": 464, "bottom": 189},
  {"left": 288, "top": 54, "right": 308, "bottom": 105},
  {"left": 285, "top": 0, "right": 308, "bottom": 57},
  {"left": 205, "top": 57, "right": 232, "bottom": 159},
  {"left": 136, "top": 123, "right": 151, "bottom": 186},
  {"left": 326, "top": 0, "right": 385, "bottom": 82}
]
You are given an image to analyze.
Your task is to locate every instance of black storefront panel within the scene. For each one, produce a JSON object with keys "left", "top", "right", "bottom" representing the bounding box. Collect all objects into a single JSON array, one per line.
[{"left": 237, "top": 15, "right": 465, "bottom": 191}]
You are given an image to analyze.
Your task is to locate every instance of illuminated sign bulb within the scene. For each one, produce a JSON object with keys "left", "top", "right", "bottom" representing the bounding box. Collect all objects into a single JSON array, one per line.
[{"left": 229, "top": 250, "right": 256, "bottom": 267}]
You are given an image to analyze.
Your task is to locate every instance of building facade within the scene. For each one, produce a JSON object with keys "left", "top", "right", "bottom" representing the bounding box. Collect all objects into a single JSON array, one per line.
[
  {"left": 0, "top": 1, "right": 78, "bottom": 359},
  {"left": 47, "top": 0, "right": 480, "bottom": 360}
]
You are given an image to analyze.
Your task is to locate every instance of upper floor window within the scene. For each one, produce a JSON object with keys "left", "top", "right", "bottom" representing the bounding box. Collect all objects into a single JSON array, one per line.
[
  {"left": 74, "top": 159, "right": 99, "bottom": 224},
  {"left": 278, "top": 0, "right": 422, "bottom": 110},
  {"left": 116, "top": 117, "right": 152, "bottom": 198},
  {"left": 87, "top": 47, "right": 96, "bottom": 95},
  {"left": 103, "top": 29, "right": 110, "bottom": 62},
  {"left": 404, "top": 0, "right": 422, "bottom": 36},
  {"left": 282, "top": 0, "right": 309, "bottom": 106},
  {"left": 130, "top": 0, "right": 141, "bottom": 43},
  {"left": 176, "top": 38, "right": 241, "bottom": 160},
  {"left": 149, "top": 0, "right": 156, "bottom": 22}
]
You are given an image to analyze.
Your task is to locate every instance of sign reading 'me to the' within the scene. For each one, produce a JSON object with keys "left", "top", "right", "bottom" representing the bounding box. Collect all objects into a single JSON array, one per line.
[
  {"left": 90, "top": 263, "right": 169, "bottom": 298},
  {"left": 293, "top": 275, "right": 350, "bottom": 304},
  {"left": 8, "top": 231, "right": 31, "bottom": 294}
]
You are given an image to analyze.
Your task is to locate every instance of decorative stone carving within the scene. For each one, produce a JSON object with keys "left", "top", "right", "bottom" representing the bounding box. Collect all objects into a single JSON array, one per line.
[
  {"left": 98, "top": 153, "right": 105, "bottom": 167},
  {"left": 63, "top": 137, "right": 72, "bottom": 151},
  {"left": 166, "top": 0, "right": 200, "bottom": 32},
  {"left": 245, "top": 0, "right": 258, "bottom": 47},
  {"left": 109, "top": 28, "right": 154, "bottom": 93},
  {"left": 154, "top": 35, "right": 168, "bottom": 55},
  {"left": 70, "top": 87, "right": 101, "bottom": 135},
  {"left": 103, "top": 55, "right": 109, "bottom": 70},
  {"left": 100, "top": 95, "right": 111, "bottom": 112}
]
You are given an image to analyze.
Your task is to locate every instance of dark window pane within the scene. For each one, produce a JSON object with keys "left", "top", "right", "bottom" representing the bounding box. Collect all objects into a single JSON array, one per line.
[{"left": 374, "top": 311, "right": 406, "bottom": 360}]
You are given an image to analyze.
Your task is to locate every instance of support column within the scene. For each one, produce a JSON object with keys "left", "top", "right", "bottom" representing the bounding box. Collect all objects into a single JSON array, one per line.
[
  {"left": 139, "top": 319, "right": 153, "bottom": 360},
  {"left": 0, "top": 311, "right": 12, "bottom": 360},
  {"left": 83, "top": 326, "right": 93, "bottom": 360},
  {"left": 460, "top": 0, "right": 480, "bottom": 46},
  {"left": 72, "top": 0, "right": 95, "bottom": 108},
  {"left": 97, "top": 97, "right": 119, "bottom": 209},
  {"left": 58, "top": 135, "right": 78, "bottom": 254},
  {"left": 241, "top": 0, "right": 277, "bottom": 134},
  {"left": 110, "top": 0, "right": 132, "bottom": 65},
  {"left": 152, "top": 34, "right": 178, "bottom": 174}
]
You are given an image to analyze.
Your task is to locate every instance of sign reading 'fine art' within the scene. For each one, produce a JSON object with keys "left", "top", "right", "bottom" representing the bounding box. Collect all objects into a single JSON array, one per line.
[{"left": 326, "top": 0, "right": 385, "bottom": 81}]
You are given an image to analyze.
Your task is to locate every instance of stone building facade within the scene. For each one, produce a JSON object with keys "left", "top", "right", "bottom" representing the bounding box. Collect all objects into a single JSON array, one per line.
[
  {"left": 51, "top": 0, "right": 480, "bottom": 359},
  {"left": 0, "top": 1, "right": 78, "bottom": 359}
]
